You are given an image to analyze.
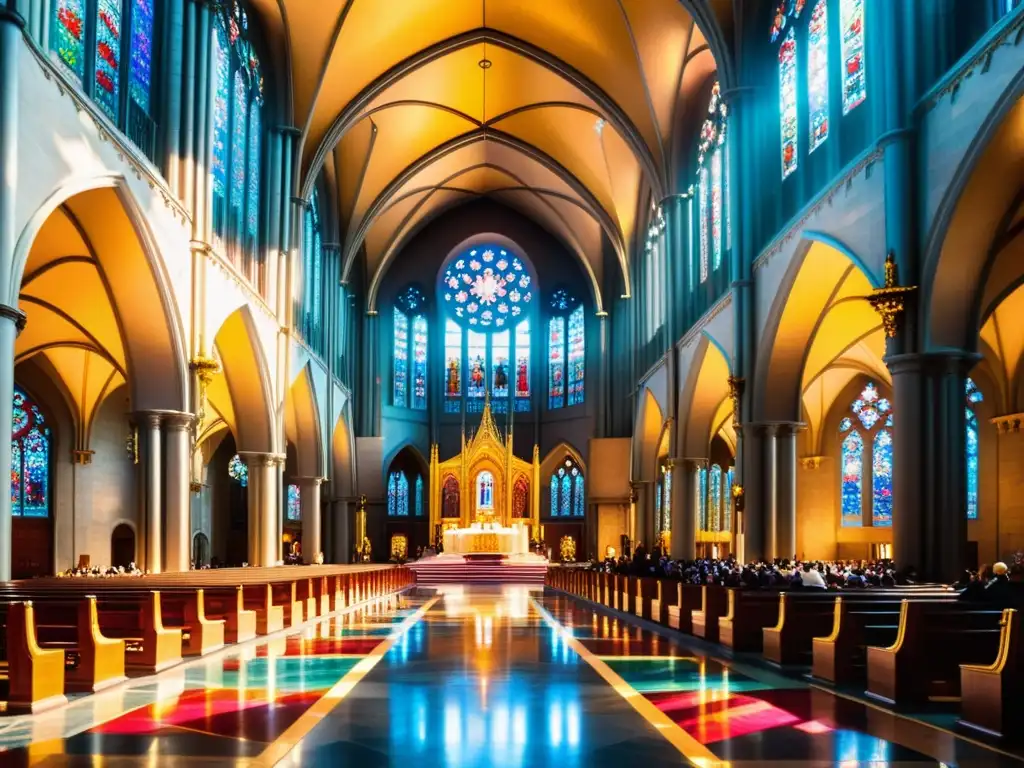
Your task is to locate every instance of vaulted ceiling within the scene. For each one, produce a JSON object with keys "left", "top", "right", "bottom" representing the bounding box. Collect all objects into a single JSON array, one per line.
[{"left": 250, "top": 0, "right": 727, "bottom": 305}]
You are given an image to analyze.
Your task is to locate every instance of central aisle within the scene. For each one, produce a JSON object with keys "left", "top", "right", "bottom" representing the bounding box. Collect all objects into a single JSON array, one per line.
[{"left": 290, "top": 585, "right": 685, "bottom": 766}]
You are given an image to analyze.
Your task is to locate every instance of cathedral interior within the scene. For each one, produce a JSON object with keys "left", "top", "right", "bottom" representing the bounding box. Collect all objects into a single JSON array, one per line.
[{"left": 0, "top": 0, "right": 1023, "bottom": 764}]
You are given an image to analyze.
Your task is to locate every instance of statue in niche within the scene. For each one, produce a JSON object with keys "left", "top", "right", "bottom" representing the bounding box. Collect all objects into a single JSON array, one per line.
[
  {"left": 517, "top": 360, "right": 529, "bottom": 394},
  {"left": 494, "top": 362, "right": 508, "bottom": 390},
  {"left": 447, "top": 358, "right": 460, "bottom": 395}
]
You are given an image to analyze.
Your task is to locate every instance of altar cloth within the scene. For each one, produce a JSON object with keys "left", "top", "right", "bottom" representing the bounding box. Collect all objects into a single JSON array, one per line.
[{"left": 443, "top": 523, "right": 530, "bottom": 555}]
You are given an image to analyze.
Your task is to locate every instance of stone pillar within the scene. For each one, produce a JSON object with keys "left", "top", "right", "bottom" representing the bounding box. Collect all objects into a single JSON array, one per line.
[
  {"left": 887, "top": 354, "right": 924, "bottom": 577},
  {"left": 239, "top": 452, "right": 282, "bottom": 566},
  {"left": 295, "top": 476, "right": 324, "bottom": 562},
  {"left": 634, "top": 481, "right": 655, "bottom": 551},
  {"left": 332, "top": 499, "right": 351, "bottom": 564},
  {"left": 669, "top": 458, "right": 696, "bottom": 560},
  {"left": 163, "top": 412, "right": 194, "bottom": 571},
  {"left": 774, "top": 423, "right": 799, "bottom": 561},
  {"left": 741, "top": 424, "right": 768, "bottom": 562},
  {"left": 139, "top": 413, "right": 163, "bottom": 573}
]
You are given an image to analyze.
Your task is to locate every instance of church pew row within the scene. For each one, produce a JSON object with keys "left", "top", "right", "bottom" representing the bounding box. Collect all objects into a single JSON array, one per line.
[
  {"left": 0, "top": 566, "right": 413, "bottom": 712},
  {"left": 546, "top": 568, "right": 1024, "bottom": 739}
]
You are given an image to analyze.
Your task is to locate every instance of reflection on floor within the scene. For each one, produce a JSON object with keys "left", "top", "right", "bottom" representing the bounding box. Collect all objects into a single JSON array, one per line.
[{"left": 1, "top": 586, "right": 1021, "bottom": 767}]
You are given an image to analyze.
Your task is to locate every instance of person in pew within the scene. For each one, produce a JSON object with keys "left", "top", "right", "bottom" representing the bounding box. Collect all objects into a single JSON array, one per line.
[
  {"left": 981, "top": 562, "right": 1019, "bottom": 609},
  {"left": 800, "top": 562, "right": 827, "bottom": 589}
]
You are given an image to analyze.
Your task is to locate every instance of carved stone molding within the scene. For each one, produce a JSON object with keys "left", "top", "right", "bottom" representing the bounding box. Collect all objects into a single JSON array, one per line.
[
  {"left": 991, "top": 413, "right": 1024, "bottom": 433},
  {"left": 799, "top": 456, "right": 826, "bottom": 470}
]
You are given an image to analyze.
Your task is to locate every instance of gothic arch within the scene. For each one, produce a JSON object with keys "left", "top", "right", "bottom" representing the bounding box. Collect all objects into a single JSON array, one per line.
[
  {"left": 634, "top": 388, "right": 665, "bottom": 482},
  {"left": 211, "top": 306, "right": 276, "bottom": 454},
  {"left": 331, "top": 408, "right": 356, "bottom": 499},
  {"left": 678, "top": 333, "right": 731, "bottom": 458},
  {"left": 285, "top": 364, "right": 324, "bottom": 478},
  {"left": 11, "top": 179, "right": 188, "bottom": 415},
  {"left": 540, "top": 442, "right": 587, "bottom": 479},
  {"left": 755, "top": 238, "right": 883, "bottom": 424}
]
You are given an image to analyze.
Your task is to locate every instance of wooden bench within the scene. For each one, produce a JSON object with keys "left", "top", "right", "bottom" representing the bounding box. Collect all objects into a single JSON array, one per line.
[
  {"left": 177, "top": 589, "right": 225, "bottom": 656},
  {"left": 244, "top": 584, "right": 285, "bottom": 635},
  {"left": 764, "top": 592, "right": 847, "bottom": 666},
  {"left": 667, "top": 583, "right": 703, "bottom": 633},
  {"left": 691, "top": 586, "right": 729, "bottom": 643},
  {"left": 635, "top": 578, "right": 659, "bottom": 622},
  {"left": 205, "top": 585, "right": 257, "bottom": 643},
  {"left": 619, "top": 576, "right": 637, "bottom": 615},
  {"left": 38, "top": 596, "right": 127, "bottom": 693},
  {"left": 651, "top": 579, "right": 680, "bottom": 626},
  {"left": 1, "top": 601, "right": 68, "bottom": 713},
  {"left": 959, "top": 608, "right": 1023, "bottom": 739},
  {"left": 719, "top": 590, "right": 781, "bottom": 652},
  {"left": 866, "top": 600, "right": 1004, "bottom": 704},
  {"left": 296, "top": 578, "right": 318, "bottom": 622}
]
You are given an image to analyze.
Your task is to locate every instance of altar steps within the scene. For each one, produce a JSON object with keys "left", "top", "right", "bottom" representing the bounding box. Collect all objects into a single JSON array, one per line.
[{"left": 409, "top": 559, "right": 547, "bottom": 585}]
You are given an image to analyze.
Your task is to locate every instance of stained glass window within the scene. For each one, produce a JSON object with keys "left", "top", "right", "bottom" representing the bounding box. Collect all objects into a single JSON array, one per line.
[
  {"left": 492, "top": 329, "right": 510, "bottom": 413},
  {"left": 53, "top": 0, "right": 86, "bottom": 79},
  {"left": 548, "top": 317, "right": 565, "bottom": 409},
  {"left": 11, "top": 388, "right": 50, "bottom": 518},
  {"left": 573, "top": 467, "right": 584, "bottom": 517},
  {"left": 698, "top": 167, "right": 710, "bottom": 283},
  {"left": 770, "top": 0, "right": 805, "bottom": 42},
  {"left": 129, "top": 0, "right": 154, "bottom": 112},
  {"left": 560, "top": 470, "right": 572, "bottom": 516},
  {"left": 442, "top": 246, "right": 532, "bottom": 330},
  {"left": 549, "top": 458, "right": 584, "bottom": 517},
  {"left": 698, "top": 467, "right": 708, "bottom": 531},
  {"left": 444, "top": 319, "right": 462, "bottom": 413},
  {"left": 411, "top": 316, "right": 428, "bottom": 411},
  {"left": 710, "top": 464, "right": 722, "bottom": 533},
  {"left": 393, "top": 309, "right": 409, "bottom": 407},
  {"left": 567, "top": 305, "right": 585, "bottom": 406},
  {"left": 840, "top": 426, "right": 863, "bottom": 527},
  {"left": 872, "top": 429, "right": 893, "bottom": 527},
  {"left": 467, "top": 330, "right": 486, "bottom": 411},
  {"left": 94, "top": 0, "right": 122, "bottom": 119},
  {"left": 228, "top": 454, "right": 248, "bottom": 487},
  {"left": 477, "top": 471, "right": 494, "bottom": 509},
  {"left": 550, "top": 474, "right": 559, "bottom": 517},
  {"left": 231, "top": 71, "right": 247, "bottom": 216},
  {"left": 211, "top": 23, "right": 230, "bottom": 202},
  {"left": 710, "top": 149, "right": 723, "bottom": 270},
  {"left": 515, "top": 319, "right": 531, "bottom": 411},
  {"left": 852, "top": 382, "right": 889, "bottom": 430},
  {"left": 513, "top": 477, "right": 529, "bottom": 518},
  {"left": 415, "top": 475, "right": 424, "bottom": 517},
  {"left": 779, "top": 28, "right": 798, "bottom": 179},
  {"left": 287, "top": 484, "right": 300, "bottom": 521},
  {"left": 662, "top": 466, "right": 672, "bottom": 532},
  {"left": 388, "top": 471, "right": 409, "bottom": 516},
  {"left": 966, "top": 377, "right": 983, "bottom": 520},
  {"left": 247, "top": 102, "right": 261, "bottom": 240},
  {"left": 841, "top": 0, "right": 866, "bottom": 113},
  {"left": 808, "top": 0, "right": 829, "bottom": 153},
  {"left": 655, "top": 481, "right": 663, "bottom": 532},
  {"left": 725, "top": 467, "right": 734, "bottom": 532}
]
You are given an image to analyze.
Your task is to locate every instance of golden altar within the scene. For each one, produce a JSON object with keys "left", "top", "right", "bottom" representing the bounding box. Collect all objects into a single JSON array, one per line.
[{"left": 442, "top": 523, "right": 531, "bottom": 555}]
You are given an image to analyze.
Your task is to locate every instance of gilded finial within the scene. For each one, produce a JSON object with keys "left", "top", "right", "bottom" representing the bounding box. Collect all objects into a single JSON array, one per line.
[{"left": 864, "top": 250, "right": 917, "bottom": 339}]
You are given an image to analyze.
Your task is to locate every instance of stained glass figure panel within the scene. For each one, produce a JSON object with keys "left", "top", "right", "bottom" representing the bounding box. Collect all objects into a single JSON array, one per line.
[
  {"left": 477, "top": 471, "right": 494, "bottom": 510},
  {"left": 466, "top": 330, "right": 486, "bottom": 411},
  {"left": 872, "top": 429, "right": 893, "bottom": 527},
  {"left": 560, "top": 471, "right": 572, "bottom": 516},
  {"left": 228, "top": 454, "right": 248, "bottom": 487},
  {"left": 247, "top": 102, "right": 261, "bottom": 239},
  {"left": 287, "top": 484, "right": 300, "bottom": 521},
  {"left": 966, "top": 377, "right": 983, "bottom": 520},
  {"left": 808, "top": 0, "right": 829, "bottom": 153},
  {"left": 231, "top": 71, "right": 248, "bottom": 213},
  {"left": 397, "top": 473, "right": 409, "bottom": 517},
  {"left": 710, "top": 148, "right": 723, "bottom": 270},
  {"left": 548, "top": 317, "right": 565, "bottom": 409},
  {"left": 710, "top": 464, "right": 722, "bottom": 533},
  {"left": 725, "top": 467, "right": 734, "bottom": 532},
  {"left": 841, "top": 0, "right": 866, "bottom": 113},
  {"left": 393, "top": 309, "right": 409, "bottom": 407},
  {"left": 54, "top": 0, "right": 86, "bottom": 79},
  {"left": 550, "top": 473, "right": 559, "bottom": 517},
  {"left": 415, "top": 475, "right": 424, "bottom": 517},
  {"left": 129, "top": 0, "right": 155, "bottom": 112},
  {"left": 698, "top": 467, "right": 708, "bottom": 531},
  {"left": 662, "top": 467, "right": 672, "bottom": 532},
  {"left": 211, "top": 23, "right": 230, "bottom": 201},
  {"left": 492, "top": 329, "right": 510, "bottom": 413},
  {"left": 444, "top": 319, "right": 462, "bottom": 413},
  {"left": 94, "top": 0, "right": 122, "bottom": 119},
  {"left": 515, "top": 319, "right": 531, "bottom": 411},
  {"left": 387, "top": 472, "right": 397, "bottom": 516},
  {"left": 698, "top": 167, "right": 710, "bottom": 283},
  {"left": 411, "top": 315, "right": 428, "bottom": 411},
  {"left": 567, "top": 306, "right": 585, "bottom": 406},
  {"left": 779, "top": 28, "right": 798, "bottom": 178},
  {"left": 655, "top": 481, "right": 663, "bottom": 533},
  {"left": 11, "top": 388, "right": 50, "bottom": 518},
  {"left": 841, "top": 430, "right": 863, "bottom": 527}
]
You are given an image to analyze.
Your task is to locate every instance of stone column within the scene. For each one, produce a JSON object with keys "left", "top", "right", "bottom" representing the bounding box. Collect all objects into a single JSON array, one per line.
[
  {"left": 332, "top": 499, "right": 351, "bottom": 564},
  {"left": 139, "top": 413, "right": 163, "bottom": 573},
  {"left": 741, "top": 424, "right": 768, "bottom": 562},
  {"left": 238, "top": 452, "right": 282, "bottom": 566},
  {"left": 162, "top": 412, "right": 194, "bottom": 571},
  {"left": 887, "top": 354, "right": 924, "bottom": 577},
  {"left": 763, "top": 424, "right": 778, "bottom": 562},
  {"left": 295, "top": 476, "right": 324, "bottom": 562},
  {"left": 774, "top": 423, "right": 799, "bottom": 561},
  {"left": 669, "top": 458, "right": 696, "bottom": 561},
  {"left": 634, "top": 481, "right": 655, "bottom": 551}
]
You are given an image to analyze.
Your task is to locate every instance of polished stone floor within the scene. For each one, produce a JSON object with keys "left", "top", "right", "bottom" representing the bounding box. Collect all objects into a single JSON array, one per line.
[{"left": 1, "top": 585, "right": 1021, "bottom": 766}]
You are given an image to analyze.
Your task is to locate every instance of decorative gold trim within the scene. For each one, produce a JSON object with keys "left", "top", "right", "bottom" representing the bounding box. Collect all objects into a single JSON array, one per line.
[
  {"left": 864, "top": 252, "right": 917, "bottom": 339},
  {"left": 800, "top": 456, "right": 825, "bottom": 470},
  {"left": 727, "top": 376, "right": 745, "bottom": 429},
  {"left": 72, "top": 449, "right": 95, "bottom": 465}
]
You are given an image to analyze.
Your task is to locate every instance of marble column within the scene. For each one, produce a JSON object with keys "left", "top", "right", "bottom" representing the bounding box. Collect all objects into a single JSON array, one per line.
[
  {"left": 887, "top": 354, "right": 924, "bottom": 577},
  {"left": 140, "top": 413, "right": 163, "bottom": 573},
  {"left": 774, "top": 423, "right": 799, "bottom": 561},
  {"left": 669, "top": 458, "right": 696, "bottom": 561},
  {"left": 295, "top": 476, "right": 325, "bottom": 562},
  {"left": 163, "top": 412, "right": 194, "bottom": 572},
  {"left": 332, "top": 499, "right": 351, "bottom": 564}
]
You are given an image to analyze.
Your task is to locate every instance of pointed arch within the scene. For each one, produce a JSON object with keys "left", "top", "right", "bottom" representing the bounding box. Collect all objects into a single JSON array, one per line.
[
  {"left": 678, "top": 332, "right": 732, "bottom": 458},
  {"left": 212, "top": 306, "right": 276, "bottom": 453},
  {"left": 285, "top": 364, "right": 324, "bottom": 478}
]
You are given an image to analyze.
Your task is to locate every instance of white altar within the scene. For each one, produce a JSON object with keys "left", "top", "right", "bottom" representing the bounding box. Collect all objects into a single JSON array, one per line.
[{"left": 443, "top": 521, "right": 531, "bottom": 556}]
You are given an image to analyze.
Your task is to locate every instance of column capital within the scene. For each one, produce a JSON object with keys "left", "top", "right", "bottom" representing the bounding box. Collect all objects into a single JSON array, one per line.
[
  {"left": 133, "top": 410, "right": 164, "bottom": 429},
  {"left": 743, "top": 421, "right": 804, "bottom": 436},
  {"left": 293, "top": 475, "right": 327, "bottom": 487},
  {"left": 161, "top": 412, "right": 196, "bottom": 431},
  {"left": 237, "top": 451, "right": 287, "bottom": 468},
  {"left": 799, "top": 456, "right": 826, "bottom": 470},
  {"left": 886, "top": 350, "right": 981, "bottom": 377},
  {"left": 0, "top": 303, "right": 26, "bottom": 335}
]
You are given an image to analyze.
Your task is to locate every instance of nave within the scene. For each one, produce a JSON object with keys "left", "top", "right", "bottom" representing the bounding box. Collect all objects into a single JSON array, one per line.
[{"left": 3, "top": 584, "right": 1020, "bottom": 766}]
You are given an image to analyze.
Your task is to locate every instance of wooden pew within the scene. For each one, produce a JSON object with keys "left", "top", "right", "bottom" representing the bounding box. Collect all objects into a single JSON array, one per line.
[
  {"left": 959, "top": 608, "right": 1022, "bottom": 739},
  {"left": 244, "top": 584, "right": 285, "bottom": 635},
  {"left": 205, "top": 585, "right": 257, "bottom": 644},
  {"left": 90, "top": 591, "right": 182, "bottom": 674},
  {"left": 635, "top": 578, "right": 658, "bottom": 622},
  {"left": 272, "top": 582, "right": 304, "bottom": 628},
  {"left": 2, "top": 602, "right": 68, "bottom": 713},
  {"left": 691, "top": 586, "right": 729, "bottom": 643},
  {"left": 667, "top": 583, "right": 703, "bottom": 633},
  {"left": 314, "top": 576, "right": 331, "bottom": 616},
  {"left": 764, "top": 592, "right": 846, "bottom": 666},
  {"left": 296, "top": 578, "right": 318, "bottom": 622},
  {"left": 65, "top": 596, "right": 127, "bottom": 692},
  {"left": 866, "top": 600, "right": 1004, "bottom": 704},
  {"left": 719, "top": 590, "right": 780, "bottom": 652},
  {"left": 619, "top": 576, "right": 637, "bottom": 615},
  {"left": 179, "top": 589, "right": 225, "bottom": 656},
  {"left": 651, "top": 579, "right": 679, "bottom": 626}
]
